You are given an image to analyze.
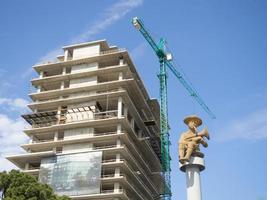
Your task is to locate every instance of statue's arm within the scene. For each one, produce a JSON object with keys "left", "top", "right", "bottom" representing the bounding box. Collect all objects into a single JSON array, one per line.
[{"left": 178, "top": 133, "right": 186, "bottom": 144}]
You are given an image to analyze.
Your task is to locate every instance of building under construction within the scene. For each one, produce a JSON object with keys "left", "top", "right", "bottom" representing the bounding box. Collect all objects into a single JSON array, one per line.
[{"left": 7, "top": 40, "right": 165, "bottom": 200}]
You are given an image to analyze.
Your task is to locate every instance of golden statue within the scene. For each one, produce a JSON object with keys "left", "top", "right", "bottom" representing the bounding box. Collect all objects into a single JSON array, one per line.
[{"left": 178, "top": 115, "right": 210, "bottom": 163}]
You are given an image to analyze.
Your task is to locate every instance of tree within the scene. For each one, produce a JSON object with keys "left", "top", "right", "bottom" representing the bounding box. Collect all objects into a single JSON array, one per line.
[{"left": 0, "top": 170, "right": 70, "bottom": 200}]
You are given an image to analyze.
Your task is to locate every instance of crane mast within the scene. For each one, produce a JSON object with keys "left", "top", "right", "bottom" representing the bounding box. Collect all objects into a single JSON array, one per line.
[{"left": 132, "top": 17, "right": 215, "bottom": 200}]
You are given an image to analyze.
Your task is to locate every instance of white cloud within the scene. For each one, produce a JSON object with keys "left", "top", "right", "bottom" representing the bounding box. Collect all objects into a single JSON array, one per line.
[
  {"left": 0, "top": 97, "right": 29, "bottom": 112},
  {"left": 0, "top": 156, "right": 17, "bottom": 172},
  {"left": 216, "top": 108, "right": 267, "bottom": 141},
  {"left": 71, "top": 0, "right": 143, "bottom": 44},
  {"left": 13, "top": 98, "right": 29, "bottom": 108},
  {"left": 0, "top": 97, "right": 29, "bottom": 171},
  {"left": 0, "top": 114, "right": 28, "bottom": 171},
  {"left": 39, "top": 0, "right": 143, "bottom": 63}
]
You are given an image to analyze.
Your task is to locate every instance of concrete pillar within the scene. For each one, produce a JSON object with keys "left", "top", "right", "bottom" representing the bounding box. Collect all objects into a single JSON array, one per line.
[
  {"left": 119, "top": 58, "right": 124, "bottom": 66},
  {"left": 62, "top": 67, "right": 66, "bottom": 75},
  {"left": 37, "top": 85, "right": 41, "bottom": 93},
  {"left": 118, "top": 72, "right": 123, "bottom": 80},
  {"left": 114, "top": 182, "right": 120, "bottom": 193},
  {"left": 180, "top": 156, "right": 205, "bottom": 200},
  {"left": 54, "top": 132, "right": 58, "bottom": 141},
  {"left": 57, "top": 106, "right": 61, "bottom": 124},
  {"left": 64, "top": 50, "right": 69, "bottom": 61},
  {"left": 39, "top": 71, "right": 44, "bottom": 79},
  {"left": 25, "top": 163, "right": 29, "bottom": 170},
  {"left": 116, "top": 139, "right": 121, "bottom": 147},
  {"left": 89, "top": 127, "right": 94, "bottom": 137},
  {"left": 60, "top": 81, "right": 65, "bottom": 89},
  {"left": 117, "top": 124, "right": 122, "bottom": 134},
  {"left": 116, "top": 153, "right": 121, "bottom": 162},
  {"left": 117, "top": 97, "right": 123, "bottom": 118},
  {"left": 29, "top": 135, "right": 34, "bottom": 144},
  {"left": 124, "top": 107, "right": 128, "bottom": 118},
  {"left": 130, "top": 118, "right": 135, "bottom": 129},
  {"left": 114, "top": 167, "right": 120, "bottom": 177},
  {"left": 138, "top": 130, "right": 142, "bottom": 138}
]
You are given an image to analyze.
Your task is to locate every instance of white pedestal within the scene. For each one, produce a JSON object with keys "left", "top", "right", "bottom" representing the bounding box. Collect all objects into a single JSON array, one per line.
[{"left": 180, "top": 156, "right": 205, "bottom": 200}]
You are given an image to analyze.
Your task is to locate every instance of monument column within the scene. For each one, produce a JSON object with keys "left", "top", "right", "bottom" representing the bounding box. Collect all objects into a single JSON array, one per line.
[
  {"left": 178, "top": 115, "right": 210, "bottom": 200},
  {"left": 180, "top": 156, "right": 205, "bottom": 200}
]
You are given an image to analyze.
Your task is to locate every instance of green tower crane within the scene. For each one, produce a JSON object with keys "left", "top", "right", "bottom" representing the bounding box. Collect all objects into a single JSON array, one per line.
[{"left": 132, "top": 17, "right": 215, "bottom": 200}]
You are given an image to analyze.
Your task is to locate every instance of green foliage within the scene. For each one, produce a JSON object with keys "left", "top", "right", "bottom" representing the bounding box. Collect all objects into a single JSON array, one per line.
[{"left": 0, "top": 170, "right": 70, "bottom": 200}]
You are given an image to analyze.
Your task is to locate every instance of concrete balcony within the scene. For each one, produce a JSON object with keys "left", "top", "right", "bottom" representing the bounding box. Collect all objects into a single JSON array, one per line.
[
  {"left": 34, "top": 48, "right": 128, "bottom": 74},
  {"left": 6, "top": 151, "right": 55, "bottom": 169},
  {"left": 31, "top": 68, "right": 128, "bottom": 94},
  {"left": 31, "top": 64, "right": 129, "bottom": 86},
  {"left": 29, "top": 78, "right": 134, "bottom": 101},
  {"left": 21, "top": 132, "right": 124, "bottom": 152},
  {"left": 28, "top": 89, "right": 126, "bottom": 110},
  {"left": 23, "top": 110, "right": 120, "bottom": 134}
]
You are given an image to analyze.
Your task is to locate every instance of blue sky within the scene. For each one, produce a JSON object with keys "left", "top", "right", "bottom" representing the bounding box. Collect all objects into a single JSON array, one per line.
[{"left": 0, "top": 0, "right": 267, "bottom": 199}]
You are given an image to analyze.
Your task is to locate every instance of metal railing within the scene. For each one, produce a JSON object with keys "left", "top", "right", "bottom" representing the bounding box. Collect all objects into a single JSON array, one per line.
[
  {"left": 100, "top": 48, "right": 126, "bottom": 56},
  {"left": 33, "top": 88, "right": 123, "bottom": 103},
  {"left": 101, "top": 189, "right": 124, "bottom": 194},
  {"left": 29, "top": 109, "right": 118, "bottom": 128},
  {"left": 101, "top": 173, "right": 124, "bottom": 178},
  {"left": 25, "top": 159, "right": 124, "bottom": 171},
  {"left": 102, "top": 158, "right": 124, "bottom": 163}
]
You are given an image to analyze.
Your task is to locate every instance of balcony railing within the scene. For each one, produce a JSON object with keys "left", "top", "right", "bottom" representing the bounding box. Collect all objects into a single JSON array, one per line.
[
  {"left": 25, "top": 159, "right": 124, "bottom": 171},
  {"left": 33, "top": 89, "right": 122, "bottom": 103},
  {"left": 31, "top": 131, "right": 118, "bottom": 144},
  {"left": 101, "top": 173, "right": 124, "bottom": 178},
  {"left": 32, "top": 138, "right": 63, "bottom": 143},
  {"left": 102, "top": 158, "right": 124, "bottom": 163},
  {"left": 100, "top": 48, "right": 126, "bottom": 56},
  {"left": 22, "top": 108, "right": 118, "bottom": 128},
  {"left": 100, "top": 189, "right": 124, "bottom": 194}
]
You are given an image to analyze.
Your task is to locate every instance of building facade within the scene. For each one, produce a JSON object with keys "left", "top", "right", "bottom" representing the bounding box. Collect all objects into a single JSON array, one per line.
[{"left": 7, "top": 40, "right": 164, "bottom": 200}]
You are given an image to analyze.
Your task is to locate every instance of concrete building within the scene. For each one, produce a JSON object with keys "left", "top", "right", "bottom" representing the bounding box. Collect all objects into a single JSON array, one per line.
[{"left": 7, "top": 40, "right": 165, "bottom": 200}]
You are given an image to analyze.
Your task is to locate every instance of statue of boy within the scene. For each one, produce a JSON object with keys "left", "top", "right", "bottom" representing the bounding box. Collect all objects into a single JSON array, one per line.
[{"left": 178, "top": 115, "right": 210, "bottom": 163}]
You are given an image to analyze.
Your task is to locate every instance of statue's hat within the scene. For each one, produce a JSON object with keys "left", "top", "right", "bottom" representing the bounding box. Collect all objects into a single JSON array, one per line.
[{"left": 183, "top": 115, "right": 202, "bottom": 127}]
